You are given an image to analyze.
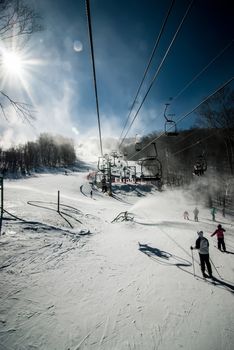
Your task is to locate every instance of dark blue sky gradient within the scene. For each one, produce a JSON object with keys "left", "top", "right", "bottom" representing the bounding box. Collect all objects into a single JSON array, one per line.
[{"left": 26, "top": 0, "right": 234, "bottom": 139}]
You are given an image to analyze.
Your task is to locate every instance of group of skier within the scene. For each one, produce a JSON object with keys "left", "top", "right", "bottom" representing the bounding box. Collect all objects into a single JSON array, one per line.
[
  {"left": 190, "top": 224, "right": 227, "bottom": 279},
  {"left": 183, "top": 206, "right": 218, "bottom": 222},
  {"left": 183, "top": 205, "right": 228, "bottom": 279},
  {"left": 184, "top": 207, "right": 199, "bottom": 221}
]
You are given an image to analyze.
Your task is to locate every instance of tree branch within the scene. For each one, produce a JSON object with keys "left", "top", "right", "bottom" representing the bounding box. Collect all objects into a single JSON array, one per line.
[{"left": 0, "top": 91, "right": 36, "bottom": 123}]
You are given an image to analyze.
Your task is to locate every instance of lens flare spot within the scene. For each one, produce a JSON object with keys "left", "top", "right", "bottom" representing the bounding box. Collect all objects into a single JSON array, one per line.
[{"left": 73, "top": 40, "right": 83, "bottom": 52}]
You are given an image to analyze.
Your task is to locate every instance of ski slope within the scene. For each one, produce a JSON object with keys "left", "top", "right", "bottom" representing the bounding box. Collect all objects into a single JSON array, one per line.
[{"left": 0, "top": 171, "right": 234, "bottom": 350}]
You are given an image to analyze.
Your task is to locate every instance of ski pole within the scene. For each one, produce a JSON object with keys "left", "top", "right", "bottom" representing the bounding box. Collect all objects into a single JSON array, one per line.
[
  {"left": 210, "top": 256, "right": 222, "bottom": 279},
  {"left": 191, "top": 248, "right": 195, "bottom": 276}
]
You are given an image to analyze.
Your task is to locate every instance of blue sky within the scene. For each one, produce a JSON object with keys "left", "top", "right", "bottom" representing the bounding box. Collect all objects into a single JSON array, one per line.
[{"left": 0, "top": 0, "right": 233, "bottom": 157}]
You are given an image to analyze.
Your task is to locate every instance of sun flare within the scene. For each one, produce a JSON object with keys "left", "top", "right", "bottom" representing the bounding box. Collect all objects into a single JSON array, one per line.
[
  {"left": 2, "top": 50, "right": 24, "bottom": 77},
  {"left": 0, "top": 45, "right": 44, "bottom": 105}
]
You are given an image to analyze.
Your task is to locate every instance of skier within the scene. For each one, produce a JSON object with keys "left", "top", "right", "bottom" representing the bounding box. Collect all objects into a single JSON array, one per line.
[
  {"left": 210, "top": 207, "right": 216, "bottom": 221},
  {"left": 183, "top": 211, "right": 189, "bottom": 220},
  {"left": 222, "top": 207, "right": 225, "bottom": 217},
  {"left": 190, "top": 231, "right": 213, "bottom": 278},
  {"left": 211, "top": 224, "right": 226, "bottom": 252},
  {"left": 90, "top": 190, "right": 93, "bottom": 199},
  {"left": 193, "top": 207, "right": 199, "bottom": 222},
  {"left": 101, "top": 176, "right": 107, "bottom": 193}
]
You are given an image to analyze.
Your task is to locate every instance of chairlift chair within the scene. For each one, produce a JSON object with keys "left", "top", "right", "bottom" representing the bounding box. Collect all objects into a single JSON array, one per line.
[
  {"left": 135, "top": 133, "right": 142, "bottom": 152},
  {"left": 140, "top": 157, "right": 163, "bottom": 181},
  {"left": 139, "top": 142, "right": 163, "bottom": 180},
  {"left": 164, "top": 103, "right": 178, "bottom": 136},
  {"left": 165, "top": 120, "right": 178, "bottom": 136},
  {"left": 135, "top": 141, "right": 142, "bottom": 152},
  {"left": 193, "top": 154, "right": 207, "bottom": 176}
]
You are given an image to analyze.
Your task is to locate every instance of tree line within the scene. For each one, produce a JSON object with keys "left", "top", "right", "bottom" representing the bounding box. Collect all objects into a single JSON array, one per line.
[{"left": 0, "top": 134, "right": 77, "bottom": 176}]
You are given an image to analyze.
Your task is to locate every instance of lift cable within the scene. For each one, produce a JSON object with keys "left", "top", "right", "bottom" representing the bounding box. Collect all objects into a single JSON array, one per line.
[
  {"left": 118, "top": 0, "right": 176, "bottom": 144},
  {"left": 172, "top": 100, "right": 226, "bottom": 147},
  {"left": 173, "top": 128, "right": 199, "bottom": 146},
  {"left": 156, "top": 39, "right": 234, "bottom": 129},
  {"left": 119, "top": 0, "right": 194, "bottom": 149},
  {"left": 173, "top": 39, "right": 234, "bottom": 102},
  {"left": 85, "top": 0, "right": 103, "bottom": 157},
  {"left": 172, "top": 131, "right": 218, "bottom": 156},
  {"left": 127, "top": 76, "right": 234, "bottom": 161}
]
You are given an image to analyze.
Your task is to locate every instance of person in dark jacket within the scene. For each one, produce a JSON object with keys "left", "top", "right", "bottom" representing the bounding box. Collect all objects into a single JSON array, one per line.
[
  {"left": 193, "top": 207, "right": 199, "bottom": 222},
  {"left": 191, "top": 231, "right": 213, "bottom": 278},
  {"left": 211, "top": 224, "right": 226, "bottom": 252}
]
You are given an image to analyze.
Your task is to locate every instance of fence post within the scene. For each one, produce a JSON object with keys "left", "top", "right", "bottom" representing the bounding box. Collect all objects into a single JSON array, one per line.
[
  {"left": 57, "top": 190, "right": 60, "bottom": 213},
  {"left": 0, "top": 175, "right": 3, "bottom": 235}
]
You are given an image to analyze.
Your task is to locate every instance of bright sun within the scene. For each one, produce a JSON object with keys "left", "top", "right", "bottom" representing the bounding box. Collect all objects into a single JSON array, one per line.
[
  {"left": 2, "top": 50, "right": 24, "bottom": 77},
  {"left": 0, "top": 45, "right": 43, "bottom": 106}
]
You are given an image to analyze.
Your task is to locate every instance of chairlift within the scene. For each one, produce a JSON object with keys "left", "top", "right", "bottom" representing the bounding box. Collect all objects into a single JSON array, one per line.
[
  {"left": 164, "top": 103, "right": 178, "bottom": 136},
  {"left": 165, "top": 120, "right": 178, "bottom": 136},
  {"left": 97, "top": 156, "right": 108, "bottom": 173},
  {"left": 135, "top": 142, "right": 142, "bottom": 152},
  {"left": 135, "top": 134, "right": 142, "bottom": 151},
  {"left": 140, "top": 157, "right": 162, "bottom": 180},
  {"left": 138, "top": 142, "right": 163, "bottom": 188},
  {"left": 193, "top": 154, "right": 207, "bottom": 176}
]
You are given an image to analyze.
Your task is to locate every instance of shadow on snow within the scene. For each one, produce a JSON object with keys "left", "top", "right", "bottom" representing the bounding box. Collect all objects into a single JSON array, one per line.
[
  {"left": 138, "top": 243, "right": 234, "bottom": 294},
  {"left": 138, "top": 243, "right": 191, "bottom": 267}
]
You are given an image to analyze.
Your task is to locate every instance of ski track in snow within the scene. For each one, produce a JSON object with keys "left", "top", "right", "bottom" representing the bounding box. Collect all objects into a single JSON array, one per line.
[{"left": 0, "top": 172, "right": 234, "bottom": 350}]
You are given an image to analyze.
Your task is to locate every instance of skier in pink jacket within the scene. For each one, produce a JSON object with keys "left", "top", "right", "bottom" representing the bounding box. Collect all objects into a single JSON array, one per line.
[{"left": 211, "top": 224, "right": 226, "bottom": 252}]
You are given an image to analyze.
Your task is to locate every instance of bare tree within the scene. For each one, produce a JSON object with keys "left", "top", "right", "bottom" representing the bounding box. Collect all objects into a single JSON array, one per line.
[
  {"left": 0, "top": 0, "right": 42, "bottom": 121},
  {"left": 195, "top": 86, "right": 234, "bottom": 174},
  {"left": 196, "top": 86, "right": 234, "bottom": 129},
  {"left": 0, "top": 90, "right": 36, "bottom": 122},
  {"left": 0, "top": 0, "right": 42, "bottom": 43}
]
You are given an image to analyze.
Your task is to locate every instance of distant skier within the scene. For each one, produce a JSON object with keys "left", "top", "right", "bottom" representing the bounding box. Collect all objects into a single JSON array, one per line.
[
  {"left": 101, "top": 176, "right": 107, "bottom": 193},
  {"left": 211, "top": 224, "right": 226, "bottom": 252},
  {"left": 90, "top": 190, "right": 93, "bottom": 199},
  {"left": 183, "top": 211, "right": 189, "bottom": 220},
  {"left": 222, "top": 207, "right": 225, "bottom": 217},
  {"left": 190, "top": 231, "right": 213, "bottom": 278},
  {"left": 193, "top": 207, "right": 199, "bottom": 222},
  {"left": 210, "top": 207, "right": 217, "bottom": 221}
]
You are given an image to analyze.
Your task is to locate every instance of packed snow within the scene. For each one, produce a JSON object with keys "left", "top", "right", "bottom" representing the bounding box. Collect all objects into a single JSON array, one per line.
[{"left": 0, "top": 170, "right": 234, "bottom": 350}]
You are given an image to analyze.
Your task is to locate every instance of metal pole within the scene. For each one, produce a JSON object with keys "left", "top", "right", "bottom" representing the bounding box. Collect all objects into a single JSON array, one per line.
[
  {"left": 210, "top": 256, "right": 222, "bottom": 279},
  {"left": 57, "top": 190, "right": 60, "bottom": 213},
  {"left": 108, "top": 161, "right": 112, "bottom": 196},
  {"left": 191, "top": 249, "right": 195, "bottom": 276},
  {"left": 0, "top": 176, "right": 3, "bottom": 235},
  {"left": 1, "top": 176, "right": 3, "bottom": 217}
]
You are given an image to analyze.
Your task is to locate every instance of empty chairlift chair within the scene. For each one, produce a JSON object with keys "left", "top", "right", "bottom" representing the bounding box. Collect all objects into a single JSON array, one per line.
[
  {"left": 164, "top": 103, "right": 178, "bottom": 136},
  {"left": 138, "top": 142, "right": 163, "bottom": 189}
]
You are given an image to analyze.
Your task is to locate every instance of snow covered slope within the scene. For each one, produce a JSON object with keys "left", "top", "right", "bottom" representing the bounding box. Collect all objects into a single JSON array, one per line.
[{"left": 0, "top": 172, "right": 233, "bottom": 350}]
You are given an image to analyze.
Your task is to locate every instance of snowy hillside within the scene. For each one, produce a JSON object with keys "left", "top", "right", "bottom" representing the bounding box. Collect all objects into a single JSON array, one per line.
[{"left": 0, "top": 171, "right": 234, "bottom": 350}]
